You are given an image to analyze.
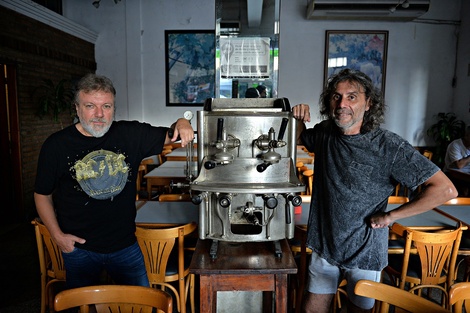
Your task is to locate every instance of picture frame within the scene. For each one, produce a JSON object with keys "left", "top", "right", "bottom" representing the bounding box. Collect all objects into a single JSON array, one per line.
[
  {"left": 165, "top": 30, "right": 215, "bottom": 106},
  {"left": 324, "top": 30, "right": 388, "bottom": 95}
]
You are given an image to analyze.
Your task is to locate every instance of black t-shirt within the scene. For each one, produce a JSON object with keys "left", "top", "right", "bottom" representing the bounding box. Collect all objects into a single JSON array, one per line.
[
  {"left": 35, "top": 121, "right": 168, "bottom": 253},
  {"left": 301, "top": 120, "right": 439, "bottom": 271}
]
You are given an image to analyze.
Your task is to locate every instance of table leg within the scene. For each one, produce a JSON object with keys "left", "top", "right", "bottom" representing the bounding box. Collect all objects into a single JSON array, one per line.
[
  {"left": 275, "top": 274, "right": 288, "bottom": 313},
  {"left": 200, "top": 275, "right": 216, "bottom": 313}
]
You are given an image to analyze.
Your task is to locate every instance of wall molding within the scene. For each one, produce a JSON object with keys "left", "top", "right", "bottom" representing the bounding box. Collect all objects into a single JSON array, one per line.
[{"left": 0, "top": 0, "right": 98, "bottom": 43}]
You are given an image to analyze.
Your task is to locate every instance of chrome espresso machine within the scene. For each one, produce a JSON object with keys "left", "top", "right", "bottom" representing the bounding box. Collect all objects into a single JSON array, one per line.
[{"left": 187, "top": 97, "right": 305, "bottom": 258}]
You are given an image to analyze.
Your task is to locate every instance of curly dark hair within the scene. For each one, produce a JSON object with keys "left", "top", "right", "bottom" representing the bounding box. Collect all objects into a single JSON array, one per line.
[{"left": 319, "top": 68, "right": 385, "bottom": 133}]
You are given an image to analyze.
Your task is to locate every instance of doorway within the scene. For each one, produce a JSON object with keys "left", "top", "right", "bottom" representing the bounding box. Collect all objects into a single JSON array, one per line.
[{"left": 0, "top": 63, "right": 23, "bottom": 223}]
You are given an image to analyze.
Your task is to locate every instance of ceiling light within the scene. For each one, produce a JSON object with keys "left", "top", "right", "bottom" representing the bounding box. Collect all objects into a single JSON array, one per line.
[{"left": 92, "top": 0, "right": 100, "bottom": 8}]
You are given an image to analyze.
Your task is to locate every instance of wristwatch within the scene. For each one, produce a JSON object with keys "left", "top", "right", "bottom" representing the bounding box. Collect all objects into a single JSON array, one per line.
[{"left": 184, "top": 110, "right": 194, "bottom": 121}]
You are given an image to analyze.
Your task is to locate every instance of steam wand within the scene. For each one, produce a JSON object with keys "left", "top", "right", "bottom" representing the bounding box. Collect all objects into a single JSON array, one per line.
[{"left": 256, "top": 118, "right": 289, "bottom": 172}]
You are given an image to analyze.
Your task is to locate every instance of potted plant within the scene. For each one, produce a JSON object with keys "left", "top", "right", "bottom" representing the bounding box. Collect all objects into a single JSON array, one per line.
[
  {"left": 426, "top": 112, "right": 466, "bottom": 168},
  {"left": 33, "top": 78, "right": 75, "bottom": 128}
]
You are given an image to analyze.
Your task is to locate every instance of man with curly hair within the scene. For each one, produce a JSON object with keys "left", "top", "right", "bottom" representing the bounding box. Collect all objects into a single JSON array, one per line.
[{"left": 292, "top": 69, "right": 457, "bottom": 313}]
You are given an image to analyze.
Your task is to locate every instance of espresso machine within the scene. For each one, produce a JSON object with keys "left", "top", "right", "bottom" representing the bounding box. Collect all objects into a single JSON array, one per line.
[{"left": 188, "top": 97, "right": 305, "bottom": 258}]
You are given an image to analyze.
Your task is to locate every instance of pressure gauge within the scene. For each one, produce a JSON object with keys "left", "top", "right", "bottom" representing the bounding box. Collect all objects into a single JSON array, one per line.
[{"left": 184, "top": 110, "right": 194, "bottom": 121}]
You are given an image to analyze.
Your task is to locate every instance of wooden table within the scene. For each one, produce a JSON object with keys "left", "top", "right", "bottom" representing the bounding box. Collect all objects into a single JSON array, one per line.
[
  {"left": 144, "top": 161, "right": 189, "bottom": 197},
  {"left": 165, "top": 147, "right": 197, "bottom": 162},
  {"left": 447, "top": 168, "right": 470, "bottom": 183},
  {"left": 189, "top": 239, "right": 297, "bottom": 313}
]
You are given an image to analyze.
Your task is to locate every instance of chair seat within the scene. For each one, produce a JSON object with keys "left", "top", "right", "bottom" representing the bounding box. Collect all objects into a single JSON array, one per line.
[
  {"left": 388, "top": 239, "right": 405, "bottom": 249},
  {"left": 165, "top": 250, "right": 193, "bottom": 276},
  {"left": 388, "top": 253, "right": 441, "bottom": 280}
]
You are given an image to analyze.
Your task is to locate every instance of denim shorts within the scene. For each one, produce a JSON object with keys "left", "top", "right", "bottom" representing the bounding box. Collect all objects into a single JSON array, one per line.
[
  {"left": 62, "top": 241, "right": 149, "bottom": 289},
  {"left": 307, "top": 250, "right": 381, "bottom": 309}
]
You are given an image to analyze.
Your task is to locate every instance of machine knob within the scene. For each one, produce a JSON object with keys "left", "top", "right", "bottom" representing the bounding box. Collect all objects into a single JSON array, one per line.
[
  {"left": 263, "top": 196, "right": 278, "bottom": 209},
  {"left": 204, "top": 161, "right": 216, "bottom": 169},
  {"left": 219, "top": 196, "right": 231, "bottom": 208},
  {"left": 256, "top": 162, "right": 270, "bottom": 172},
  {"left": 287, "top": 195, "right": 302, "bottom": 207},
  {"left": 191, "top": 194, "right": 203, "bottom": 205}
]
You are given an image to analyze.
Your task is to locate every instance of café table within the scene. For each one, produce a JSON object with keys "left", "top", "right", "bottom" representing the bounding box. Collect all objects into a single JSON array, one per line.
[
  {"left": 144, "top": 161, "right": 191, "bottom": 198},
  {"left": 137, "top": 197, "right": 460, "bottom": 230},
  {"left": 135, "top": 200, "right": 199, "bottom": 224},
  {"left": 294, "top": 202, "right": 460, "bottom": 229},
  {"left": 165, "top": 147, "right": 197, "bottom": 162},
  {"left": 434, "top": 203, "right": 470, "bottom": 228},
  {"left": 447, "top": 168, "right": 470, "bottom": 183}
]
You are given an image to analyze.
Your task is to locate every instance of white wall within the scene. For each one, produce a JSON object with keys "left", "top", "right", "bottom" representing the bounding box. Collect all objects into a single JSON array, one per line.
[{"left": 62, "top": 0, "right": 468, "bottom": 146}]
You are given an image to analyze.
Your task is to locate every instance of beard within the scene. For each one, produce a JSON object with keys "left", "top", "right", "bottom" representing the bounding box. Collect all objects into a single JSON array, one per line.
[{"left": 79, "top": 116, "right": 114, "bottom": 138}]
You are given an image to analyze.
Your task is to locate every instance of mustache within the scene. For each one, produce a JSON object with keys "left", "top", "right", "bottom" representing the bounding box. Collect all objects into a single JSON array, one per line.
[
  {"left": 90, "top": 118, "right": 107, "bottom": 123},
  {"left": 334, "top": 108, "right": 351, "bottom": 115}
]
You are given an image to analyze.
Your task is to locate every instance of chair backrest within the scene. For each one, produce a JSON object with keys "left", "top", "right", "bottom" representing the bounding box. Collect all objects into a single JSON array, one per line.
[
  {"left": 449, "top": 281, "right": 470, "bottom": 313},
  {"left": 136, "top": 158, "right": 154, "bottom": 200},
  {"left": 302, "top": 169, "right": 314, "bottom": 196},
  {"left": 135, "top": 222, "right": 197, "bottom": 313},
  {"left": 136, "top": 222, "right": 196, "bottom": 282},
  {"left": 32, "top": 218, "right": 66, "bottom": 281},
  {"left": 32, "top": 217, "right": 67, "bottom": 313},
  {"left": 423, "top": 149, "right": 433, "bottom": 160},
  {"left": 390, "top": 222, "right": 463, "bottom": 291},
  {"left": 54, "top": 284, "right": 173, "bottom": 313},
  {"left": 354, "top": 280, "right": 450, "bottom": 313},
  {"left": 387, "top": 196, "right": 409, "bottom": 204},
  {"left": 295, "top": 161, "right": 304, "bottom": 181}
]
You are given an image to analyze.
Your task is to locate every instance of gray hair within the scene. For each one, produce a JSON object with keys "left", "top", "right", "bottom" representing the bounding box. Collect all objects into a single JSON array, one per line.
[{"left": 74, "top": 73, "right": 116, "bottom": 104}]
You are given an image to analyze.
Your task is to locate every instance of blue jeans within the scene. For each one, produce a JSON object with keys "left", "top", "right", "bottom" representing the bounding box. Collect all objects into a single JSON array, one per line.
[{"left": 62, "top": 241, "right": 149, "bottom": 288}]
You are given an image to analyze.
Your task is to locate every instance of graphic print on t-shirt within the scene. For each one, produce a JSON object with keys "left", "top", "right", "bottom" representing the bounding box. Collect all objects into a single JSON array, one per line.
[{"left": 73, "top": 149, "right": 129, "bottom": 200}]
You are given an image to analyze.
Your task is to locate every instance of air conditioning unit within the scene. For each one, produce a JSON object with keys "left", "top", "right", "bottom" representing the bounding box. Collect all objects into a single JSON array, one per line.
[{"left": 306, "top": 0, "right": 430, "bottom": 21}]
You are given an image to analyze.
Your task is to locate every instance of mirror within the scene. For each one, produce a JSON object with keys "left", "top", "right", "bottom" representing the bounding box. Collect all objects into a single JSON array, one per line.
[{"left": 215, "top": 0, "right": 280, "bottom": 98}]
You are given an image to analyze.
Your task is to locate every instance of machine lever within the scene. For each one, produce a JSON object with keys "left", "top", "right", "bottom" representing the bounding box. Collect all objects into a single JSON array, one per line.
[
  {"left": 216, "top": 118, "right": 224, "bottom": 141},
  {"left": 256, "top": 162, "right": 271, "bottom": 173},
  {"left": 277, "top": 117, "right": 289, "bottom": 141}
]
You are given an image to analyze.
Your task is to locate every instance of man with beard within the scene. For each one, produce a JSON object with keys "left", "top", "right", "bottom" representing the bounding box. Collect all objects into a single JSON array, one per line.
[
  {"left": 34, "top": 73, "right": 194, "bottom": 289},
  {"left": 292, "top": 69, "right": 457, "bottom": 313}
]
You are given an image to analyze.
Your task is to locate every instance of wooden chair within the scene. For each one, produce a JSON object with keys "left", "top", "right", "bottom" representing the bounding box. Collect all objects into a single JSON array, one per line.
[
  {"left": 302, "top": 169, "right": 314, "bottom": 196},
  {"left": 449, "top": 281, "right": 470, "bottom": 313},
  {"left": 32, "top": 217, "right": 66, "bottom": 313},
  {"left": 135, "top": 222, "right": 197, "bottom": 313},
  {"left": 354, "top": 280, "right": 450, "bottom": 313},
  {"left": 136, "top": 158, "right": 154, "bottom": 200},
  {"left": 423, "top": 149, "right": 433, "bottom": 161},
  {"left": 158, "top": 148, "right": 173, "bottom": 164},
  {"left": 440, "top": 198, "right": 470, "bottom": 282},
  {"left": 394, "top": 183, "right": 409, "bottom": 198},
  {"left": 388, "top": 196, "right": 409, "bottom": 204},
  {"left": 53, "top": 284, "right": 173, "bottom": 313},
  {"left": 445, "top": 197, "right": 470, "bottom": 205},
  {"left": 295, "top": 161, "right": 304, "bottom": 182},
  {"left": 384, "top": 222, "right": 464, "bottom": 307},
  {"left": 158, "top": 193, "right": 192, "bottom": 202}
]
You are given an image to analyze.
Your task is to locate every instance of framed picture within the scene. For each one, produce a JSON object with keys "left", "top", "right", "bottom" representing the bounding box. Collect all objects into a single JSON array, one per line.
[
  {"left": 165, "top": 30, "right": 215, "bottom": 106},
  {"left": 324, "top": 30, "right": 388, "bottom": 94}
]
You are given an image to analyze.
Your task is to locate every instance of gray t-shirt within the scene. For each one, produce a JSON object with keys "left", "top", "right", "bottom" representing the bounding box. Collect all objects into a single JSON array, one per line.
[{"left": 301, "top": 120, "right": 439, "bottom": 271}]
